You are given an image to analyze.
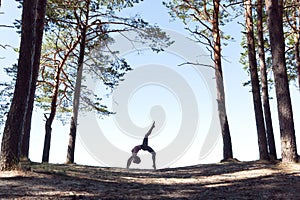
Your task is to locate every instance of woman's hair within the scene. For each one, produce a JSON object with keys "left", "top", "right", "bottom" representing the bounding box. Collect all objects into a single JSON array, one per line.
[{"left": 133, "top": 156, "right": 141, "bottom": 164}]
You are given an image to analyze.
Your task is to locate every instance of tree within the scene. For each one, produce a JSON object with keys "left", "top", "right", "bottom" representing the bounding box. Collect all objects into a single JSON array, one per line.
[
  {"left": 38, "top": 0, "right": 172, "bottom": 163},
  {"left": 256, "top": 0, "right": 277, "bottom": 159},
  {"left": 213, "top": 0, "right": 233, "bottom": 160},
  {"left": 284, "top": 0, "right": 300, "bottom": 90},
  {"left": 265, "top": 0, "right": 298, "bottom": 162},
  {"left": 40, "top": 30, "right": 80, "bottom": 163},
  {"left": 164, "top": 0, "right": 233, "bottom": 160},
  {"left": 66, "top": 2, "right": 88, "bottom": 163},
  {"left": 243, "top": 0, "right": 269, "bottom": 160},
  {"left": 0, "top": 0, "right": 38, "bottom": 170},
  {"left": 20, "top": 0, "right": 47, "bottom": 160},
  {"left": 65, "top": 0, "right": 171, "bottom": 163}
]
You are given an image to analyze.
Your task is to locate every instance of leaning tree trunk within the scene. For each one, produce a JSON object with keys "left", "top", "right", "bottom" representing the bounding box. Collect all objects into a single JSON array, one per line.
[
  {"left": 0, "top": 0, "right": 37, "bottom": 170},
  {"left": 21, "top": 0, "right": 47, "bottom": 160},
  {"left": 213, "top": 0, "right": 233, "bottom": 160},
  {"left": 257, "top": 0, "right": 277, "bottom": 160},
  {"left": 42, "top": 63, "right": 62, "bottom": 162},
  {"left": 244, "top": 0, "right": 269, "bottom": 160},
  {"left": 41, "top": 35, "right": 79, "bottom": 163},
  {"left": 265, "top": 0, "right": 298, "bottom": 162},
  {"left": 66, "top": 25, "right": 87, "bottom": 164},
  {"left": 42, "top": 117, "right": 53, "bottom": 163}
]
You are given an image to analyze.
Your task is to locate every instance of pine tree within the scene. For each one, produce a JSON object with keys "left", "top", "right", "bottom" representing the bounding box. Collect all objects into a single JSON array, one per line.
[
  {"left": 243, "top": 0, "right": 269, "bottom": 160},
  {"left": 0, "top": 0, "right": 47, "bottom": 170},
  {"left": 164, "top": 0, "right": 234, "bottom": 160},
  {"left": 265, "top": 0, "right": 298, "bottom": 162}
]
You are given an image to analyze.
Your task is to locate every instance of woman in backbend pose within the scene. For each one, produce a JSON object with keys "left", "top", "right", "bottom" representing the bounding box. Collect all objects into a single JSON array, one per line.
[{"left": 126, "top": 121, "right": 156, "bottom": 170}]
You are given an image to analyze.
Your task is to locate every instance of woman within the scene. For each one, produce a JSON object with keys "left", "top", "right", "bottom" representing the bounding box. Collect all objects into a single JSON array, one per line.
[{"left": 126, "top": 121, "right": 156, "bottom": 170}]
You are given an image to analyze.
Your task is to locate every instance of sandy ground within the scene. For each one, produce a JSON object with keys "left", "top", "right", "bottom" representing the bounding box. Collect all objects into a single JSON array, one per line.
[{"left": 0, "top": 160, "right": 300, "bottom": 199}]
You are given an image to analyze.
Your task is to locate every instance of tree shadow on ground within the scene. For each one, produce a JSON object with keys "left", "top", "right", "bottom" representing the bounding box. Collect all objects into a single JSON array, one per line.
[{"left": 0, "top": 160, "right": 299, "bottom": 199}]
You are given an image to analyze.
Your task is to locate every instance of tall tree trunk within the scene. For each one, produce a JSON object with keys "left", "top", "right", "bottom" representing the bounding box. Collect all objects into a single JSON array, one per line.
[
  {"left": 67, "top": 117, "right": 77, "bottom": 163},
  {"left": 265, "top": 0, "right": 298, "bottom": 162},
  {"left": 292, "top": 2, "right": 300, "bottom": 90},
  {"left": 42, "top": 64, "right": 62, "bottom": 162},
  {"left": 213, "top": 0, "right": 233, "bottom": 160},
  {"left": 41, "top": 34, "right": 79, "bottom": 163},
  {"left": 42, "top": 116, "right": 52, "bottom": 163},
  {"left": 244, "top": 0, "right": 269, "bottom": 160},
  {"left": 0, "top": 0, "right": 37, "bottom": 170},
  {"left": 296, "top": 30, "right": 300, "bottom": 91},
  {"left": 66, "top": 24, "right": 88, "bottom": 164},
  {"left": 21, "top": 0, "right": 47, "bottom": 161},
  {"left": 257, "top": 0, "right": 277, "bottom": 160}
]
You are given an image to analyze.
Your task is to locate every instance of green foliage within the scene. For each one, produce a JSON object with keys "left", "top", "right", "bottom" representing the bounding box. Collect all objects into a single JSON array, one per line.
[
  {"left": 240, "top": 0, "right": 299, "bottom": 90},
  {"left": 35, "top": 28, "right": 77, "bottom": 123},
  {"left": 0, "top": 64, "right": 17, "bottom": 129},
  {"left": 163, "top": 0, "right": 235, "bottom": 53},
  {"left": 35, "top": 0, "right": 171, "bottom": 124},
  {"left": 138, "top": 26, "right": 175, "bottom": 52},
  {"left": 97, "top": 0, "right": 144, "bottom": 10},
  {"left": 283, "top": 0, "right": 300, "bottom": 86}
]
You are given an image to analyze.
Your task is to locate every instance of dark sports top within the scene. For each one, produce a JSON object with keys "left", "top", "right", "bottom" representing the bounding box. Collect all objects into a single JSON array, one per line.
[{"left": 132, "top": 145, "right": 142, "bottom": 153}]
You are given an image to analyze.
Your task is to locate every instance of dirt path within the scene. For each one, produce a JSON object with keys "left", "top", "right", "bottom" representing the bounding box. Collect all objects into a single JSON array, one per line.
[{"left": 0, "top": 160, "right": 300, "bottom": 199}]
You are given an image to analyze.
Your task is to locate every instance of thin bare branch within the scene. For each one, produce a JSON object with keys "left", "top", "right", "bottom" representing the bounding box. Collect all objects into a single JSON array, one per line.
[
  {"left": 0, "top": 25, "right": 14, "bottom": 28},
  {"left": 223, "top": 1, "right": 244, "bottom": 8},
  {"left": 178, "top": 61, "right": 215, "bottom": 69}
]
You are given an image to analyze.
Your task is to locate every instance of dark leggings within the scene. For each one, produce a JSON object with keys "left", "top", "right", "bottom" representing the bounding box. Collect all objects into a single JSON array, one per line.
[{"left": 141, "top": 137, "right": 154, "bottom": 153}]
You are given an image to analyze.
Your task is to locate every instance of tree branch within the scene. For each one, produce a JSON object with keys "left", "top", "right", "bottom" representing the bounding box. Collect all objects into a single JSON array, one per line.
[
  {"left": 0, "top": 25, "right": 14, "bottom": 28},
  {"left": 178, "top": 61, "right": 215, "bottom": 69}
]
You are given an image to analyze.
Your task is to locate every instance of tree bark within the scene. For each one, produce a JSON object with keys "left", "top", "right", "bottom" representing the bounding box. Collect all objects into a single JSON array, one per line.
[
  {"left": 244, "top": 0, "right": 269, "bottom": 160},
  {"left": 67, "top": 117, "right": 77, "bottom": 163},
  {"left": 265, "top": 0, "right": 298, "bottom": 162},
  {"left": 41, "top": 32, "right": 79, "bottom": 163},
  {"left": 66, "top": 22, "right": 88, "bottom": 163},
  {"left": 42, "top": 63, "right": 62, "bottom": 162},
  {"left": 296, "top": 29, "right": 300, "bottom": 91},
  {"left": 257, "top": 0, "right": 277, "bottom": 160},
  {"left": 42, "top": 116, "right": 52, "bottom": 163},
  {"left": 21, "top": 0, "right": 47, "bottom": 160},
  {"left": 292, "top": 2, "right": 300, "bottom": 91},
  {"left": 0, "top": 0, "right": 37, "bottom": 170},
  {"left": 213, "top": 0, "right": 233, "bottom": 160},
  {"left": 297, "top": 41, "right": 300, "bottom": 91}
]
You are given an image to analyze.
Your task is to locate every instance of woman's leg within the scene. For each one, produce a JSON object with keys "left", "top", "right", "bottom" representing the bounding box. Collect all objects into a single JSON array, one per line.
[
  {"left": 142, "top": 137, "right": 148, "bottom": 147},
  {"left": 151, "top": 152, "right": 156, "bottom": 170},
  {"left": 144, "top": 121, "right": 155, "bottom": 138}
]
